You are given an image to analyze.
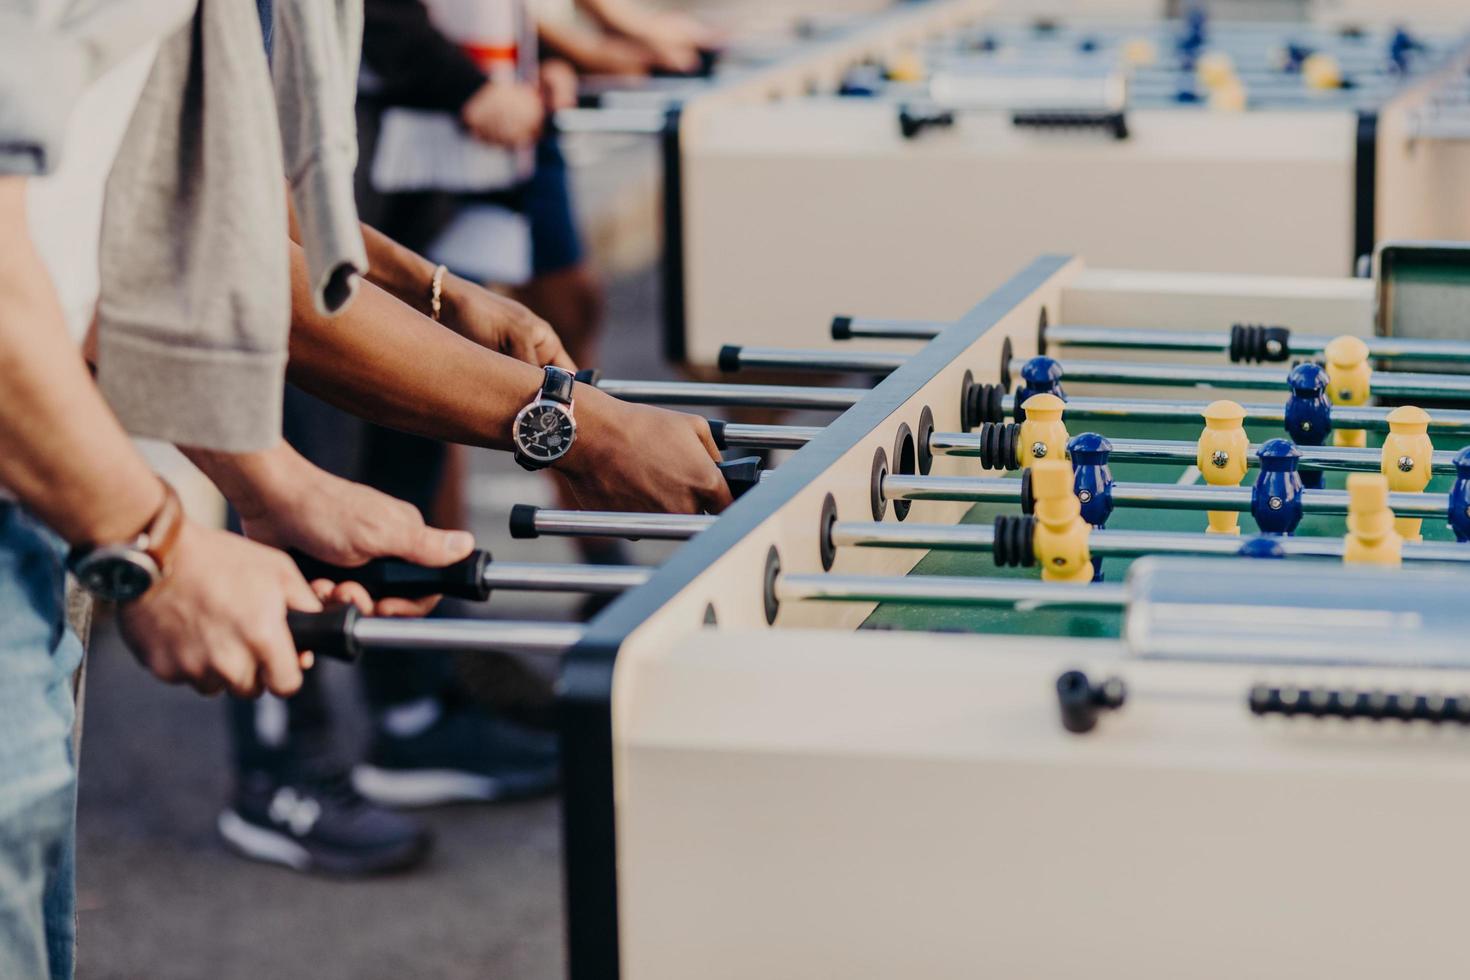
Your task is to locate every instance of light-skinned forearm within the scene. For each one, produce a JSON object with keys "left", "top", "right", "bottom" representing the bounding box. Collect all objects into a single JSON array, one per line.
[
  {"left": 0, "top": 179, "right": 163, "bottom": 545},
  {"left": 283, "top": 241, "right": 544, "bottom": 449}
]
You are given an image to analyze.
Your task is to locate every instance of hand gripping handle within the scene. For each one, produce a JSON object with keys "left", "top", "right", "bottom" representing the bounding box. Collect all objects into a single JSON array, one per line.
[
  {"left": 292, "top": 550, "right": 493, "bottom": 601},
  {"left": 286, "top": 606, "right": 361, "bottom": 663}
]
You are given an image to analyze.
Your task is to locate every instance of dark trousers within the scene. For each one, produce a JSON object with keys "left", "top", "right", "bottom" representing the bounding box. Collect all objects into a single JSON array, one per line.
[{"left": 228, "top": 388, "right": 449, "bottom": 774}]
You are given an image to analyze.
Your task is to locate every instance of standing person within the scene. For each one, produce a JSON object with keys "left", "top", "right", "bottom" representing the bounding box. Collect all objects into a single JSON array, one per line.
[{"left": 4, "top": 3, "right": 734, "bottom": 972}]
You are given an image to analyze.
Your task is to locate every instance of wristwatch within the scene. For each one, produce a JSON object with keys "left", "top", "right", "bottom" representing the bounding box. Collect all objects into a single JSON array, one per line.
[
  {"left": 68, "top": 480, "right": 184, "bottom": 603},
  {"left": 513, "top": 366, "right": 578, "bottom": 471}
]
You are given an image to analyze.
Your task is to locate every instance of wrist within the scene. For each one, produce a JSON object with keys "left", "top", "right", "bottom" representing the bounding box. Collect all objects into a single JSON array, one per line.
[
  {"left": 553, "top": 384, "right": 617, "bottom": 475},
  {"left": 184, "top": 441, "right": 309, "bottom": 522}
]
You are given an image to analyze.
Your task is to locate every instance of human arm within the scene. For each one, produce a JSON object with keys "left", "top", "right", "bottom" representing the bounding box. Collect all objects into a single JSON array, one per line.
[
  {"left": 362, "top": 0, "right": 543, "bottom": 147},
  {"left": 573, "top": 0, "right": 722, "bottom": 73},
  {"left": 0, "top": 178, "right": 318, "bottom": 697},
  {"left": 283, "top": 241, "right": 732, "bottom": 513},
  {"left": 356, "top": 222, "right": 574, "bottom": 368}
]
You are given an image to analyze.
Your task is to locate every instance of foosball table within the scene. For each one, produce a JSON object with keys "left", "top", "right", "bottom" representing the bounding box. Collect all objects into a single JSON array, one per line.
[
  {"left": 666, "top": 0, "right": 1470, "bottom": 364},
  {"left": 286, "top": 245, "right": 1470, "bottom": 978}
]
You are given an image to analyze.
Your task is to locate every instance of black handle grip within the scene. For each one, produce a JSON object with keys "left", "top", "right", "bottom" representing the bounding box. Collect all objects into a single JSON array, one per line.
[
  {"left": 1011, "top": 110, "right": 1128, "bottom": 140},
  {"left": 292, "top": 550, "right": 493, "bottom": 602},
  {"left": 707, "top": 419, "right": 729, "bottom": 450},
  {"left": 717, "top": 345, "right": 743, "bottom": 373},
  {"left": 831, "top": 315, "right": 854, "bottom": 340},
  {"left": 287, "top": 606, "right": 360, "bottom": 663},
  {"left": 899, "top": 104, "right": 956, "bottom": 140},
  {"left": 509, "top": 504, "right": 541, "bottom": 540},
  {"left": 573, "top": 368, "right": 602, "bottom": 388},
  {"left": 718, "top": 456, "right": 763, "bottom": 499}
]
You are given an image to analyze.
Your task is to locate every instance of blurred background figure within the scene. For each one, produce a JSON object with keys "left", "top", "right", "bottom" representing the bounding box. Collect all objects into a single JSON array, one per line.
[{"left": 217, "top": 0, "right": 722, "bottom": 880}]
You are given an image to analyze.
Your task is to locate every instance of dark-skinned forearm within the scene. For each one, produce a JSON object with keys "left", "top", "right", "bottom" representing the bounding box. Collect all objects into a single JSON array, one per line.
[{"left": 284, "top": 242, "right": 541, "bottom": 449}]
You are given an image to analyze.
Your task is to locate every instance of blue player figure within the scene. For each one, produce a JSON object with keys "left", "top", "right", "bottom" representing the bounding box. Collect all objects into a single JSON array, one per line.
[
  {"left": 1066, "top": 432, "right": 1113, "bottom": 581},
  {"left": 1252, "top": 438, "right": 1304, "bottom": 535},
  {"left": 1448, "top": 447, "right": 1470, "bottom": 543},
  {"left": 1015, "top": 356, "right": 1065, "bottom": 422},
  {"left": 1283, "top": 362, "right": 1331, "bottom": 489}
]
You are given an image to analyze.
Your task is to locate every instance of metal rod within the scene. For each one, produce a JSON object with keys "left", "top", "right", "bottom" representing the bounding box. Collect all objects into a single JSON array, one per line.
[
  {"left": 831, "top": 521, "right": 1470, "bottom": 563},
  {"left": 777, "top": 572, "right": 1126, "bottom": 609},
  {"left": 1008, "top": 394, "right": 1470, "bottom": 436},
  {"left": 720, "top": 346, "right": 908, "bottom": 374},
  {"left": 551, "top": 107, "right": 670, "bottom": 135},
  {"left": 1101, "top": 438, "right": 1463, "bottom": 476},
  {"left": 832, "top": 316, "right": 946, "bottom": 341},
  {"left": 480, "top": 563, "right": 651, "bottom": 594},
  {"left": 592, "top": 379, "right": 867, "bottom": 410},
  {"left": 352, "top": 619, "right": 587, "bottom": 657},
  {"left": 1024, "top": 358, "right": 1470, "bottom": 400},
  {"left": 518, "top": 509, "right": 715, "bottom": 540},
  {"left": 880, "top": 474, "right": 1450, "bottom": 518},
  {"left": 717, "top": 422, "right": 825, "bottom": 450},
  {"left": 1045, "top": 324, "right": 1470, "bottom": 365}
]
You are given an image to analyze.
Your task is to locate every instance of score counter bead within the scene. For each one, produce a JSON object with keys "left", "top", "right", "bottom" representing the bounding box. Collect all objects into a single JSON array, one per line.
[
  {"left": 1018, "top": 393, "right": 1069, "bottom": 467},
  {"left": 1380, "top": 405, "right": 1433, "bottom": 541},
  {"left": 1343, "top": 473, "right": 1402, "bottom": 567},
  {"left": 1030, "top": 459, "right": 1092, "bottom": 584},
  {"left": 1323, "top": 335, "right": 1371, "bottom": 448},
  {"left": 1197, "top": 400, "right": 1249, "bottom": 535}
]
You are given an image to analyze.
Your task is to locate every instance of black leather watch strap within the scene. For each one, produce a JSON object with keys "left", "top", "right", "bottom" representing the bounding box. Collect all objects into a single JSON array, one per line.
[{"left": 541, "top": 366, "right": 575, "bottom": 405}]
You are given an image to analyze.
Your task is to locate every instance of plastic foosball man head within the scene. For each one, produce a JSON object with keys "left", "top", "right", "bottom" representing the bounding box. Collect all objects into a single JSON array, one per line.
[
  {"left": 1323, "top": 335, "right": 1371, "bottom": 448},
  {"left": 1343, "top": 473, "right": 1401, "bottom": 567},
  {"left": 1302, "top": 52, "right": 1343, "bottom": 90},
  {"left": 1030, "top": 459, "right": 1093, "bottom": 584},
  {"left": 1380, "top": 405, "right": 1433, "bottom": 541},
  {"left": 1018, "top": 393, "right": 1069, "bottom": 467},
  {"left": 1197, "top": 400, "right": 1250, "bottom": 534},
  {"left": 1195, "top": 50, "right": 1236, "bottom": 90}
]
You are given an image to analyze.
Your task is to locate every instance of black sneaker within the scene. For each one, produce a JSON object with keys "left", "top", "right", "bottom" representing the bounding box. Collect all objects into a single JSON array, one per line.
[
  {"left": 353, "top": 705, "right": 559, "bottom": 807},
  {"left": 217, "top": 769, "right": 432, "bottom": 876}
]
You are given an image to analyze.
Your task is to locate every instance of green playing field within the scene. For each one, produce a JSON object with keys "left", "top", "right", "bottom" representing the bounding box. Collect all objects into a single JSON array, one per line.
[{"left": 862, "top": 422, "right": 1461, "bottom": 637}]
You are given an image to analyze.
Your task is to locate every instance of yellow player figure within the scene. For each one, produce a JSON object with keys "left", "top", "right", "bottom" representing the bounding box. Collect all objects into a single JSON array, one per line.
[
  {"left": 1030, "top": 460, "right": 1092, "bottom": 583},
  {"left": 1209, "top": 78, "right": 1247, "bottom": 112},
  {"left": 1196, "top": 400, "right": 1250, "bottom": 534},
  {"left": 1018, "top": 393, "right": 1069, "bottom": 468},
  {"left": 1380, "top": 404, "right": 1433, "bottom": 541},
  {"left": 1323, "top": 335, "right": 1371, "bottom": 448},
  {"left": 1195, "top": 51, "right": 1235, "bottom": 90},
  {"left": 1343, "top": 473, "right": 1402, "bottom": 567},
  {"left": 1302, "top": 53, "right": 1343, "bottom": 90}
]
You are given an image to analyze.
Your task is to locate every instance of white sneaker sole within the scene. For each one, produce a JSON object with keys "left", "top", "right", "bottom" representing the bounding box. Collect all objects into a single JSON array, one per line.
[
  {"left": 352, "top": 766, "right": 504, "bottom": 808},
  {"left": 217, "top": 810, "right": 311, "bottom": 872}
]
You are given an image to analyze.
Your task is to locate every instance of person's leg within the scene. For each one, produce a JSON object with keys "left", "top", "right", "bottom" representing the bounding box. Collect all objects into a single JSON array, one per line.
[
  {"left": 0, "top": 503, "right": 83, "bottom": 980},
  {"left": 217, "top": 390, "right": 431, "bottom": 875},
  {"left": 350, "top": 423, "right": 558, "bottom": 807}
]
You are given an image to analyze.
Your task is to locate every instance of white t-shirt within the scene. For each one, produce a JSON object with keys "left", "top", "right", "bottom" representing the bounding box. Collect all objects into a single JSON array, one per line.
[{"left": 25, "top": 44, "right": 156, "bottom": 342}]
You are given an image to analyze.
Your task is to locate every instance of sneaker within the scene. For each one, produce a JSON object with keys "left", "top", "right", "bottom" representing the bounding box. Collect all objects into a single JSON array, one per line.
[
  {"left": 218, "top": 768, "right": 432, "bottom": 876},
  {"left": 353, "top": 705, "right": 559, "bottom": 808}
]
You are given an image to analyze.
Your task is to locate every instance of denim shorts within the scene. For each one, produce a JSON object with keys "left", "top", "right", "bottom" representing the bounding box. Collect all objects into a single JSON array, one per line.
[
  {"left": 0, "top": 502, "right": 83, "bottom": 980},
  {"left": 474, "top": 137, "right": 584, "bottom": 276}
]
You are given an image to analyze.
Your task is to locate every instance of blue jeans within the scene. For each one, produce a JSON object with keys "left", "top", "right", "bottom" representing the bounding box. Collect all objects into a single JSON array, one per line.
[{"left": 0, "top": 503, "right": 82, "bottom": 980}]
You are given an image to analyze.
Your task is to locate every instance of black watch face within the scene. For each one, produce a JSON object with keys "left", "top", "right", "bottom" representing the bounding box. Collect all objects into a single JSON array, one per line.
[
  {"left": 78, "top": 554, "right": 157, "bottom": 603},
  {"left": 515, "top": 403, "right": 575, "bottom": 463}
]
